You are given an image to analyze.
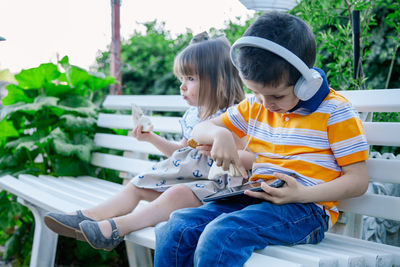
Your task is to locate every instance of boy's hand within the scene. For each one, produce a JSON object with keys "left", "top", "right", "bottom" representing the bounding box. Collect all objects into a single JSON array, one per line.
[
  {"left": 210, "top": 134, "right": 248, "bottom": 179},
  {"left": 131, "top": 125, "right": 153, "bottom": 141},
  {"left": 244, "top": 172, "right": 305, "bottom": 204}
]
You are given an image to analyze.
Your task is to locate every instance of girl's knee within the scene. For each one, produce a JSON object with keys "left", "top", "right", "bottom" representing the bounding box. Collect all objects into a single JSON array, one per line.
[{"left": 163, "top": 185, "right": 200, "bottom": 204}]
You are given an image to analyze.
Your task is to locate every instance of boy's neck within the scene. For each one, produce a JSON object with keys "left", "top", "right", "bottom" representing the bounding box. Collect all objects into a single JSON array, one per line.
[{"left": 289, "top": 68, "right": 330, "bottom": 113}]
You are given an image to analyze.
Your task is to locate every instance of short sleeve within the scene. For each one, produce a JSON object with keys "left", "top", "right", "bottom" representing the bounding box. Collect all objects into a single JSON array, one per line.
[
  {"left": 221, "top": 97, "right": 252, "bottom": 138},
  {"left": 327, "top": 102, "right": 369, "bottom": 166},
  {"left": 179, "top": 107, "right": 201, "bottom": 140}
]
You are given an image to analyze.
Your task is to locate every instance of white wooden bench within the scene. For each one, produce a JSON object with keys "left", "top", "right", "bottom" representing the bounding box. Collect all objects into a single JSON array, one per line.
[{"left": 1, "top": 89, "right": 400, "bottom": 267}]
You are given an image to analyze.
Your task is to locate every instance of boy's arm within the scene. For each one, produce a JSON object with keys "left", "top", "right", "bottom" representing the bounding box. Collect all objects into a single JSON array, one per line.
[
  {"left": 192, "top": 117, "right": 248, "bottom": 178},
  {"left": 245, "top": 161, "right": 369, "bottom": 204}
]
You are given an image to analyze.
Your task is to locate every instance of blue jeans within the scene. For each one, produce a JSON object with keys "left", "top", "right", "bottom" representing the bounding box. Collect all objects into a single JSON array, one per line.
[{"left": 154, "top": 196, "right": 328, "bottom": 267}]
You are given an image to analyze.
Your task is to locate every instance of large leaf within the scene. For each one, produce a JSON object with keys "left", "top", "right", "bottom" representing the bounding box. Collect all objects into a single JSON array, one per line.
[
  {"left": 2, "top": 84, "right": 35, "bottom": 105},
  {"left": 49, "top": 128, "right": 94, "bottom": 162},
  {"left": 43, "top": 83, "right": 74, "bottom": 97},
  {"left": 51, "top": 155, "right": 89, "bottom": 176},
  {"left": 0, "top": 96, "right": 59, "bottom": 119},
  {"left": 86, "top": 73, "right": 116, "bottom": 91},
  {"left": 0, "top": 119, "right": 19, "bottom": 146},
  {"left": 60, "top": 114, "right": 97, "bottom": 131},
  {"left": 5, "top": 134, "right": 43, "bottom": 152},
  {"left": 14, "top": 63, "right": 60, "bottom": 89},
  {"left": 60, "top": 56, "right": 90, "bottom": 92}
]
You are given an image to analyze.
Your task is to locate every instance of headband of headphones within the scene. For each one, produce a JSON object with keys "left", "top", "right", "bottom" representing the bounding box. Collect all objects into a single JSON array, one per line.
[{"left": 230, "top": 36, "right": 323, "bottom": 100}]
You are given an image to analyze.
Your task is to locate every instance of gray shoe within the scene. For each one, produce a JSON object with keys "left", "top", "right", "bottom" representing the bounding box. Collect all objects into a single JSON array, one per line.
[
  {"left": 79, "top": 219, "right": 124, "bottom": 251},
  {"left": 44, "top": 210, "right": 94, "bottom": 241}
]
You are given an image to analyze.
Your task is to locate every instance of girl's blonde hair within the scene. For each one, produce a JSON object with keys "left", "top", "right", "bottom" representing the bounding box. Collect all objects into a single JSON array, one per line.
[{"left": 174, "top": 35, "right": 245, "bottom": 119}]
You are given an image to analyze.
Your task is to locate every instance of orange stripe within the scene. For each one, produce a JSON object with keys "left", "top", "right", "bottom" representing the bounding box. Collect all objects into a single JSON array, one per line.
[
  {"left": 336, "top": 150, "right": 369, "bottom": 166},
  {"left": 221, "top": 113, "right": 246, "bottom": 138}
]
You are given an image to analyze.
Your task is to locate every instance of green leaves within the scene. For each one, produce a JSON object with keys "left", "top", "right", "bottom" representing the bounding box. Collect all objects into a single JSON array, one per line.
[{"left": 0, "top": 55, "right": 114, "bottom": 178}]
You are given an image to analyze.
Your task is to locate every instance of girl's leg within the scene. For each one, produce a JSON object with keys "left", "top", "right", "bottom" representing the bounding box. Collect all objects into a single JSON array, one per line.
[
  {"left": 78, "top": 184, "right": 161, "bottom": 220},
  {"left": 194, "top": 201, "right": 328, "bottom": 267},
  {"left": 97, "top": 184, "right": 202, "bottom": 238}
]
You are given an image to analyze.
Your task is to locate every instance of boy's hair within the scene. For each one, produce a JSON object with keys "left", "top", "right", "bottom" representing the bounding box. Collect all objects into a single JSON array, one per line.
[
  {"left": 238, "top": 12, "right": 316, "bottom": 87},
  {"left": 174, "top": 35, "right": 244, "bottom": 119}
]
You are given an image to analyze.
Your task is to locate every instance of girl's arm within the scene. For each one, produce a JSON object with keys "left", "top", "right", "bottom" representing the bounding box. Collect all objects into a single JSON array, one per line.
[
  {"left": 131, "top": 125, "right": 186, "bottom": 157},
  {"left": 245, "top": 161, "right": 369, "bottom": 204}
]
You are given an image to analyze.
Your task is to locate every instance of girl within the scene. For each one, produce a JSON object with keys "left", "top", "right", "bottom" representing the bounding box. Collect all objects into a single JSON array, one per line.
[{"left": 44, "top": 33, "right": 250, "bottom": 251}]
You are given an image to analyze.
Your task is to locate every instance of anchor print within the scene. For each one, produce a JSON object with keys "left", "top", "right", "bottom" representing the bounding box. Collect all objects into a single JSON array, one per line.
[
  {"left": 156, "top": 179, "right": 166, "bottom": 187},
  {"left": 193, "top": 170, "right": 203, "bottom": 178},
  {"left": 190, "top": 150, "right": 201, "bottom": 160},
  {"left": 172, "top": 159, "right": 181, "bottom": 167},
  {"left": 195, "top": 183, "right": 205, "bottom": 188},
  {"left": 207, "top": 158, "right": 214, "bottom": 167}
]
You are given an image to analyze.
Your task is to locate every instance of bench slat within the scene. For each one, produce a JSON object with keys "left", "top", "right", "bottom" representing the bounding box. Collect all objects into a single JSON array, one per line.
[
  {"left": 325, "top": 232, "right": 400, "bottom": 265},
  {"left": 363, "top": 122, "right": 400, "bottom": 146},
  {"left": 97, "top": 113, "right": 181, "bottom": 133},
  {"left": 0, "top": 175, "right": 81, "bottom": 212},
  {"left": 338, "top": 193, "right": 400, "bottom": 221},
  {"left": 258, "top": 245, "right": 337, "bottom": 267},
  {"left": 244, "top": 253, "right": 304, "bottom": 267},
  {"left": 37, "top": 175, "right": 118, "bottom": 199},
  {"left": 307, "top": 242, "right": 365, "bottom": 266},
  {"left": 76, "top": 175, "right": 125, "bottom": 191},
  {"left": 339, "top": 89, "right": 400, "bottom": 112},
  {"left": 102, "top": 95, "right": 189, "bottom": 111},
  {"left": 18, "top": 175, "right": 103, "bottom": 206},
  {"left": 90, "top": 152, "right": 154, "bottom": 174},
  {"left": 367, "top": 158, "right": 400, "bottom": 183},
  {"left": 94, "top": 133, "right": 163, "bottom": 155}
]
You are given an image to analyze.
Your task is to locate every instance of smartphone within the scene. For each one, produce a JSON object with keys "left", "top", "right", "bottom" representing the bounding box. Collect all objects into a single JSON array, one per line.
[{"left": 203, "top": 179, "right": 285, "bottom": 202}]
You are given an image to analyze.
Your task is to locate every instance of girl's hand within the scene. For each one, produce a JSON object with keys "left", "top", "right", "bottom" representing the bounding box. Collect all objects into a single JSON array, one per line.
[
  {"left": 196, "top": 144, "right": 212, "bottom": 156},
  {"left": 244, "top": 172, "right": 306, "bottom": 204},
  {"left": 131, "top": 125, "right": 153, "bottom": 141}
]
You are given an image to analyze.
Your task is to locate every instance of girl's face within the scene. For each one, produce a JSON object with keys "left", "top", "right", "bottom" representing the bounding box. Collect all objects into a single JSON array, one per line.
[
  {"left": 242, "top": 78, "right": 299, "bottom": 113},
  {"left": 179, "top": 74, "right": 200, "bottom": 106}
]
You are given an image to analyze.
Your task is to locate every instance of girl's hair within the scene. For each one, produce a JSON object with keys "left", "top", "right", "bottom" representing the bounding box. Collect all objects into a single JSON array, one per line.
[{"left": 174, "top": 34, "right": 245, "bottom": 119}]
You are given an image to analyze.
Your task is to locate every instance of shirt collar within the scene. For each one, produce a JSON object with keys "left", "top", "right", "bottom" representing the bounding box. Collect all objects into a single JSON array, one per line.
[{"left": 289, "top": 67, "right": 330, "bottom": 113}]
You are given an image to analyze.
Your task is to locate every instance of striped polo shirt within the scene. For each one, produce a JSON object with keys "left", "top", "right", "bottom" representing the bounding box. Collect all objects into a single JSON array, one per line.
[{"left": 221, "top": 89, "right": 369, "bottom": 226}]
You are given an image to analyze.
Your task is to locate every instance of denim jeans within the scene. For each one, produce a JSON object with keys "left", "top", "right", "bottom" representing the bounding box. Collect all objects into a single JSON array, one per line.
[{"left": 154, "top": 195, "right": 328, "bottom": 267}]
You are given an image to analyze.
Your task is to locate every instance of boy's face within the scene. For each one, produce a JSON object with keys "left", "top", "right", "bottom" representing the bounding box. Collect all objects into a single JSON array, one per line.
[{"left": 243, "top": 78, "right": 299, "bottom": 113}]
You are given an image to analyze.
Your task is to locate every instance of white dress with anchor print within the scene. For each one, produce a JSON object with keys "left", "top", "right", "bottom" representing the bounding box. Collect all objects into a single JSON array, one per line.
[{"left": 130, "top": 106, "right": 242, "bottom": 201}]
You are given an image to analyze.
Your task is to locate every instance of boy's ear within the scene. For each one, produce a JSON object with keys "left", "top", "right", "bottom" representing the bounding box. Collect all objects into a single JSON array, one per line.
[{"left": 230, "top": 36, "right": 322, "bottom": 101}]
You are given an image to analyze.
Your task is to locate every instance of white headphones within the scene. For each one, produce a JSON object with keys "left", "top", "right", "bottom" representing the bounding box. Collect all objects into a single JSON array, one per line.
[{"left": 230, "top": 36, "right": 323, "bottom": 101}]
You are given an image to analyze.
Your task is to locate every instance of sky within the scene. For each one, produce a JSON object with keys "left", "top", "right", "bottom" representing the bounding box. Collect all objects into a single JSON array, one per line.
[{"left": 0, "top": 0, "right": 254, "bottom": 73}]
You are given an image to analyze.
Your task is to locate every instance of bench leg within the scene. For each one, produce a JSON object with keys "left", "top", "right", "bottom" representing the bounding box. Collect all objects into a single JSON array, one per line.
[
  {"left": 125, "top": 241, "right": 153, "bottom": 267},
  {"left": 19, "top": 199, "right": 58, "bottom": 267}
]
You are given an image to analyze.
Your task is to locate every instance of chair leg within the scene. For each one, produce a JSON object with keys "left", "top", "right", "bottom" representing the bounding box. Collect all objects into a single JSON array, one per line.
[
  {"left": 125, "top": 241, "right": 153, "bottom": 267},
  {"left": 19, "top": 199, "right": 58, "bottom": 267}
]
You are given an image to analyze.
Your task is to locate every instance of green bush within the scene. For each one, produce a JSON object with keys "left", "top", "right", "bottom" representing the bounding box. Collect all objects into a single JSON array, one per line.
[{"left": 0, "top": 56, "right": 122, "bottom": 265}]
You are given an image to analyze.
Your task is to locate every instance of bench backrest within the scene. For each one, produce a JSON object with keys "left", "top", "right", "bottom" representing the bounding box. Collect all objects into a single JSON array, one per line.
[{"left": 94, "top": 89, "right": 400, "bottom": 223}]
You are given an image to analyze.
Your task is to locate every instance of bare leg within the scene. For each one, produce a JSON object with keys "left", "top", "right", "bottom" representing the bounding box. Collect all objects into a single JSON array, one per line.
[
  {"left": 69, "top": 184, "right": 161, "bottom": 221},
  {"left": 97, "top": 184, "right": 202, "bottom": 237}
]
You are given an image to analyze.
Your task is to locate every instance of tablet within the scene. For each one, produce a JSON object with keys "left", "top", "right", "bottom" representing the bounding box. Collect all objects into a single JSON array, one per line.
[{"left": 203, "top": 179, "right": 285, "bottom": 202}]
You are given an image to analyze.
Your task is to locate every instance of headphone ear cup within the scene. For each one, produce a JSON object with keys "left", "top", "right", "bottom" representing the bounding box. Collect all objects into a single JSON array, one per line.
[
  {"left": 294, "top": 76, "right": 308, "bottom": 101},
  {"left": 294, "top": 69, "right": 323, "bottom": 101}
]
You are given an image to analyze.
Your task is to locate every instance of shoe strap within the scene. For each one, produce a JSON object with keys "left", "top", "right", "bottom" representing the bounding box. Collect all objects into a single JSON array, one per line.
[
  {"left": 108, "top": 219, "right": 121, "bottom": 241},
  {"left": 76, "top": 210, "right": 93, "bottom": 221}
]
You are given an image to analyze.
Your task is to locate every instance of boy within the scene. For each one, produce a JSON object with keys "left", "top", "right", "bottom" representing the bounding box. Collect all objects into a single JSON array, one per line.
[{"left": 154, "top": 12, "right": 369, "bottom": 267}]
